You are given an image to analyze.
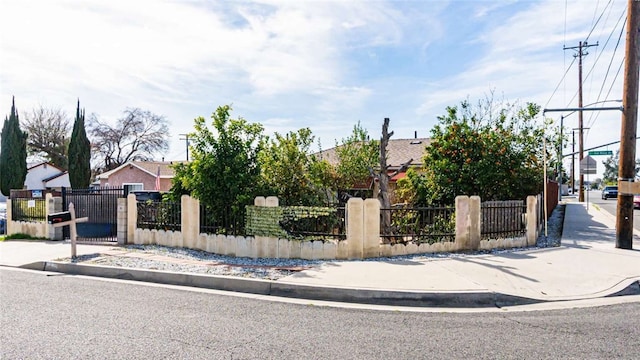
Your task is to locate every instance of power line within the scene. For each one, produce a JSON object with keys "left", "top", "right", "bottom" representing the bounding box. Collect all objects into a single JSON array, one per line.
[
  {"left": 585, "top": 0, "right": 614, "bottom": 43},
  {"left": 544, "top": 56, "right": 577, "bottom": 109}
]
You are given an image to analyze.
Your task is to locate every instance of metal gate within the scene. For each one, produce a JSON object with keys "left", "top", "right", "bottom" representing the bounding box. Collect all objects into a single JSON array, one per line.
[{"left": 62, "top": 187, "right": 125, "bottom": 243}]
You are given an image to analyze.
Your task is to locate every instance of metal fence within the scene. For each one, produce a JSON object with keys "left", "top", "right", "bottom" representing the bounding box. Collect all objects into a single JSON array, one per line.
[
  {"left": 10, "top": 198, "right": 47, "bottom": 222},
  {"left": 200, "top": 205, "right": 245, "bottom": 236},
  {"left": 61, "top": 187, "right": 124, "bottom": 242},
  {"left": 137, "top": 200, "right": 181, "bottom": 232},
  {"left": 279, "top": 206, "right": 346, "bottom": 240},
  {"left": 380, "top": 206, "right": 455, "bottom": 244},
  {"left": 481, "top": 200, "right": 526, "bottom": 240}
]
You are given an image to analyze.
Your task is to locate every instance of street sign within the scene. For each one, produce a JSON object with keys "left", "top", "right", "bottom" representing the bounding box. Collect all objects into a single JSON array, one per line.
[
  {"left": 580, "top": 155, "right": 597, "bottom": 174},
  {"left": 588, "top": 150, "right": 613, "bottom": 156}
]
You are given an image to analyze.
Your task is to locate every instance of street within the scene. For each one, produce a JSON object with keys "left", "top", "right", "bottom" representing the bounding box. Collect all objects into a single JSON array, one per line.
[
  {"left": 585, "top": 189, "right": 640, "bottom": 232},
  {"left": 1, "top": 268, "right": 639, "bottom": 359}
]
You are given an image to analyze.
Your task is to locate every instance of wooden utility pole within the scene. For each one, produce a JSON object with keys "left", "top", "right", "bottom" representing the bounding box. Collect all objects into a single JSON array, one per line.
[
  {"left": 564, "top": 41, "right": 598, "bottom": 202},
  {"left": 616, "top": 0, "right": 639, "bottom": 250}
]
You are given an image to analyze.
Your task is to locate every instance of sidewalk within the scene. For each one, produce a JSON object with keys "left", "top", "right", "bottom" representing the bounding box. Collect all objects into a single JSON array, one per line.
[{"left": 1, "top": 202, "right": 639, "bottom": 307}]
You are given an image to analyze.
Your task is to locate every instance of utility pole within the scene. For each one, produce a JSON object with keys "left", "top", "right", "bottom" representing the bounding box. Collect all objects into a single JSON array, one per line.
[
  {"left": 564, "top": 41, "right": 598, "bottom": 202},
  {"left": 571, "top": 130, "right": 575, "bottom": 193},
  {"left": 179, "top": 134, "right": 191, "bottom": 161},
  {"left": 616, "top": 0, "right": 639, "bottom": 250}
]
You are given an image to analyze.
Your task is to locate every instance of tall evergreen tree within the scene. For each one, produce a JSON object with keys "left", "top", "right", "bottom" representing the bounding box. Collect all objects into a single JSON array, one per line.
[
  {"left": 0, "top": 97, "right": 28, "bottom": 197},
  {"left": 68, "top": 100, "right": 91, "bottom": 188}
]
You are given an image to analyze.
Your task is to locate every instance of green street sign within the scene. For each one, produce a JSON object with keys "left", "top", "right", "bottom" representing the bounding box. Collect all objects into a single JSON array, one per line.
[{"left": 588, "top": 150, "right": 613, "bottom": 156}]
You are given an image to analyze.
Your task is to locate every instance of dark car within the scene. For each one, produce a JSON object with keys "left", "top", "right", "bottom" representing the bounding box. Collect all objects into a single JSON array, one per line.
[
  {"left": 601, "top": 186, "right": 618, "bottom": 200},
  {"left": 132, "top": 191, "right": 163, "bottom": 202}
]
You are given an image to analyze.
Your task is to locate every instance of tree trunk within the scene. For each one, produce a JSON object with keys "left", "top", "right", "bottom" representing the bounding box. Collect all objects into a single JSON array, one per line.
[{"left": 378, "top": 118, "right": 393, "bottom": 242}]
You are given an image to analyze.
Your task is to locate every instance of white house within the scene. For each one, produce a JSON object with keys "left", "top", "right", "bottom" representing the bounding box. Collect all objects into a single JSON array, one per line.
[{"left": 24, "top": 162, "right": 70, "bottom": 190}]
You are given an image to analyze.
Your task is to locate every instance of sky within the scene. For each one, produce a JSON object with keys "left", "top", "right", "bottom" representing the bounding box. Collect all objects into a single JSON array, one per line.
[{"left": 0, "top": 0, "right": 633, "bottom": 181}]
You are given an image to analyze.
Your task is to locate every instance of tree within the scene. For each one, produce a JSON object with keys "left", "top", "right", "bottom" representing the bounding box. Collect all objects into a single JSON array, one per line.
[
  {"left": 89, "top": 108, "right": 169, "bottom": 172},
  {"left": 333, "top": 122, "right": 379, "bottom": 194},
  {"left": 0, "top": 97, "right": 28, "bottom": 196},
  {"left": 21, "top": 105, "right": 70, "bottom": 169},
  {"left": 602, "top": 150, "right": 640, "bottom": 184},
  {"left": 171, "top": 105, "right": 264, "bottom": 229},
  {"left": 399, "top": 98, "right": 547, "bottom": 205},
  {"left": 258, "top": 128, "right": 326, "bottom": 205},
  {"left": 68, "top": 100, "right": 92, "bottom": 188}
]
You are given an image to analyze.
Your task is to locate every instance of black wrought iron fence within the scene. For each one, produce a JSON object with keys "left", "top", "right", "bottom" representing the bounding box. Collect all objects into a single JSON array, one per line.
[
  {"left": 200, "top": 205, "right": 245, "bottom": 236},
  {"left": 279, "top": 206, "right": 346, "bottom": 240},
  {"left": 10, "top": 198, "right": 47, "bottom": 222},
  {"left": 380, "top": 206, "right": 455, "bottom": 244},
  {"left": 137, "top": 200, "right": 181, "bottom": 232},
  {"left": 481, "top": 201, "right": 526, "bottom": 240}
]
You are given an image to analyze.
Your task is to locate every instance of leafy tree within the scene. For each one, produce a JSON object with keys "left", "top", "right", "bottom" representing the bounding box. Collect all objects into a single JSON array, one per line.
[
  {"left": 331, "top": 122, "right": 379, "bottom": 195},
  {"left": 258, "top": 128, "right": 326, "bottom": 205},
  {"left": 0, "top": 97, "right": 28, "bottom": 196},
  {"left": 399, "top": 98, "right": 547, "bottom": 205},
  {"left": 89, "top": 108, "right": 169, "bottom": 172},
  {"left": 21, "top": 105, "right": 70, "bottom": 169},
  {"left": 602, "top": 150, "right": 640, "bottom": 184},
  {"left": 171, "top": 105, "right": 264, "bottom": 229},
  {"left": 68, "top": 100, "right": 92, "bottom": 188}
]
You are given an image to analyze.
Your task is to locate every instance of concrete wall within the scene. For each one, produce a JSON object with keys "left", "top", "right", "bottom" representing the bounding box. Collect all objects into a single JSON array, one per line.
[
  {"left": 7, "top": 193, "right": 62, "bottom": 239},
  {"left": 8, "top": 192, "right": 539, "bottom": 258}
]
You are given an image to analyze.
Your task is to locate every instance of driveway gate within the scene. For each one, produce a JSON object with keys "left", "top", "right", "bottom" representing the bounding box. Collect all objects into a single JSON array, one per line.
[{"left": 62, "top": 187, "right": 125, "bottom": 243}]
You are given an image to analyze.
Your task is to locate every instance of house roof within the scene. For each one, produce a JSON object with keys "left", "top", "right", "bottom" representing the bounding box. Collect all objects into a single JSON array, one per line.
[
  {"left": 27, "top": 162, "right": 65, "bottom": 172},
  {"left": 315, "top": 138, "right": 430, "bottom": 169},
  {"left": 42, "top": 171, "right": 68, "bottom": 182},
  {"left": 96, "top": 161, "right": 185, "bottom": 180}
]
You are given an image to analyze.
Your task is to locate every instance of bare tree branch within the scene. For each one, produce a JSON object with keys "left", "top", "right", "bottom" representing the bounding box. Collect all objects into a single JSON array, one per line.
[
  {"left": 88, "top": 108, "right": 169, "bottom": 173},
  {"left": 21, "top": 106, "right": 70, "bottom": 169}
]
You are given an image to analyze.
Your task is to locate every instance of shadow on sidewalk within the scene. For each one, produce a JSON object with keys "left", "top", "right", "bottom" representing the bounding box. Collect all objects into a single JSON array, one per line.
[{"left": 562, "top": 203, "right": 618, "bottom": 249}]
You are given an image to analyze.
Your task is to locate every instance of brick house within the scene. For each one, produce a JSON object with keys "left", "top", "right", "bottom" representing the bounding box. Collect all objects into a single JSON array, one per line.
[{"left": 95, "top": 161, "right": 181, "bottom": 191}]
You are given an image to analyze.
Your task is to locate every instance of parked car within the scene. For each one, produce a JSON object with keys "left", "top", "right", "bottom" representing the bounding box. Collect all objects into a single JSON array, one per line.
[
  {"left": 132, "top": 191, "right": 163, "bottom": 202},
  {"left": 0, "top": 202, "right": 6, "bottom": 234},
  {"left": 601, "top": 186, "right": 618, "bottom": 200},
  {"left": 634, "top": 195, "right": 640, "bottom": 209}
]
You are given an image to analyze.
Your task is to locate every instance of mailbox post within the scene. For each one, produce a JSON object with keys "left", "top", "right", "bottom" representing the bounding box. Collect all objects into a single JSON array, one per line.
[{"left": 48, "top": 203, "right": 88, "bottom": 259}]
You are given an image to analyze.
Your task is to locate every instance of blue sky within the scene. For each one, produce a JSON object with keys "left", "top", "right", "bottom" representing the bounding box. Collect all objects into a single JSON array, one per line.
[{"left": 0, "top": 0, "right": 631, "bottom": 179}]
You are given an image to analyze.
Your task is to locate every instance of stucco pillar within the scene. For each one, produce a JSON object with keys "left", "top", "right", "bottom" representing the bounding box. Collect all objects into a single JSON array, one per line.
[
  {"left": 181, "top": 195, "right": 200, "bottom": 249},
  {"left": 526, "top": 196, "right": 537, "bottom": 246},
  {"left": 455, "top": 196, "right": 470, "bottom": 250},
  {"left": 469, "top": 195, "right": 481, "bottom": 250},
  {"left": 127, "top": 194, "right": 137, "bottom": 244},
  {"left": 46, "top": 194, "right": 64, "bottom": 240},
  {"left": 6, "top": 199, "right": 12, "bottom": 235},
  {"left": 363, "top": 198, "right": 380, "bottom": 258},
  {"left": 346, "top": 198, "right": 364, "bottom": 259},
  {"left": 117, "top": 198, "right": 128, "bottom": 245}
]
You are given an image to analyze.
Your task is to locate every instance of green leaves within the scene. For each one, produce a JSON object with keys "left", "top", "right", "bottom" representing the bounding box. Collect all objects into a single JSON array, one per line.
[
  {"left": 68, "top": 100, "right": 91, "bottom": 188},
  {"left": 400, "top": 97, "right": 547, "bottom": 205},
  {"left": 171, "top": 105, "right": 264, "bottom": 230},
  {"left": 0, "top": 98, "right": 28, "bottom": 197}
]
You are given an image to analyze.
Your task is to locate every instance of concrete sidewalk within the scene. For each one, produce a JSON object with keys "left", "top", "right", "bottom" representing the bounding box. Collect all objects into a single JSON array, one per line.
[{"left": 1, "top": 202, "right": 639, "bottom": 307}]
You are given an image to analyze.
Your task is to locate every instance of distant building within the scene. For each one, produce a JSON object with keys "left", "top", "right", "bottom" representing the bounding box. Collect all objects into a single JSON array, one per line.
[
  {"left": 315, "top": 137, "right": 430, "bottom": 203},
  {"left": 24, "top": 162, "right": 70, "bottom": 190},
  {"left": 95, "top": 161, "right": 181, "bottom": 191}
]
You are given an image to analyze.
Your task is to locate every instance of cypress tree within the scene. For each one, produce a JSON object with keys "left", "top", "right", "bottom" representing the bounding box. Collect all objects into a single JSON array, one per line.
[
  {"left": 68, "top": 99, "right": 91, "bottom": 189},
  {"left": 0, "top": 97, "right": 28, "bottom": 197}
]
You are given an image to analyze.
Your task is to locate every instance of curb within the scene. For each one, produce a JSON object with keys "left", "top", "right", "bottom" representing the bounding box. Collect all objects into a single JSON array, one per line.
[{"left": 22, "top": 261, "right": 544, "bottom": 308}]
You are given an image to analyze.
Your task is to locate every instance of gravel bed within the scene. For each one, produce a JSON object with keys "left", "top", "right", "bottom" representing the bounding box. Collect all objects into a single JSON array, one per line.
[{"left": 65, "top": 204, "right": 565, "bottom": 280}]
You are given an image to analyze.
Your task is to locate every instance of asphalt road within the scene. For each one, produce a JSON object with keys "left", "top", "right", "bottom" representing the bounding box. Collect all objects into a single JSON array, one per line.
[
  {"left": 585, "top": 189, "right": 640, "bottom": 232},
  {"left": 2, "top": 268, "right": 640, "bottom": 359}
]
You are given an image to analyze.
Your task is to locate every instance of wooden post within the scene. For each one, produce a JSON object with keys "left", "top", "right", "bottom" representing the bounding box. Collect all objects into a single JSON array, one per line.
[{"left": 50, "top": 202, "right": 88, "bottom": 259}]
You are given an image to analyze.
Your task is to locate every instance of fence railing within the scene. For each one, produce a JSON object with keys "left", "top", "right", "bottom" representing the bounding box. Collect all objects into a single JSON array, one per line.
[
  {"left": 200, "top": 205, "right": 245, "bottom": 236},
  {"left": 10, "top": 198, "right": 47, "bottom": 222},
  {"left": 279, "top": 206, "right": 346, "bottom": 240},
  {"left": 137, "top": 200, "right": 181, "bottom": 232},
  {"left": 481, "top": 201, "right": 526, "bottom": 240},
  {"left": 380, "top": 206, "right": 455, "bottom": 244}
]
